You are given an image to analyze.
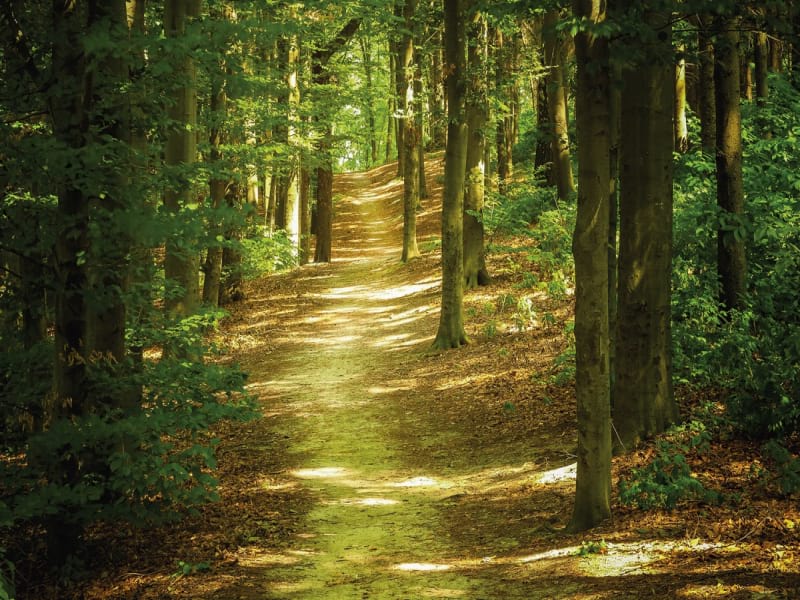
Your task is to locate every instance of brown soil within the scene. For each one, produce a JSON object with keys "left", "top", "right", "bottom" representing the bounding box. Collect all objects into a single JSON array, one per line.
[{"left": 28, "top": 155, "right": 800, "bottom": 599}]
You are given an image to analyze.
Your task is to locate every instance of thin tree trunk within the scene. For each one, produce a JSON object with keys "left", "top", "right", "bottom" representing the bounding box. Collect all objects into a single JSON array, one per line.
[
  {"left": 544, "top": 9, "right": 574, "bottom": 200},
  {"left": 714, "top": 16, "right": 747, "bottom": 310},
  {"left": 433, "top": 0, "right": 469, "bottom": 350},
  {"left": 401, "top": 0, "right": 420, "bottom": 262},
  {"left": 464, "top": 8, "right": 490, "bottom": 289},
  {"left": 698, "top": 16, "right": 716, "bottom": 152}
]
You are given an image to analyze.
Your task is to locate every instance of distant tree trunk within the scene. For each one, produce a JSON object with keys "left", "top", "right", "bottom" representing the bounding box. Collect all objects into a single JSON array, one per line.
[
  {"left": 359, "top": 36, "right": 379, "bottom": 166},
  {"left": 740, "top": 33, "right": 753, "bottom": 101},
  {"left": 202, "top": 4, "right": 232, "bottom": 306},
  {"left": 202, "top": 76, "right": 226, "bottom": 307},
  {"left": 315, "top": 131, "right": 334, "bottom": 263},
  {"left": 614, "top": 8, "right": 677, "bottom": 450},
  {"left": 220, "top": 182, "right": 244, "bottom": 304},
  {"left": 164, "top": 0, "right": 201, "bottom": 317},
  {"left": 387, "top": 51, "right": 396, "bottom": 164},
  {"left": 428, "top": 25, "right": 446, "bottom": 149},
  {"left": 544, "top": 9, "right": 574, "bottom": 199},
  {"left": 494, "top": 27, "right": 514, "bottom": 193},
  {"left": 714, "top": 16, "right": 747, "bottom": 310},
  {"left": 416, "top": 55, "right": 428, "bottom": 200},
  {"left": 299, "top": 165, "right": 311, "bottom": 265},
  {"left": 392, "top": 8, "right": 406, "bottom": 177},
  {"left": 464, "top": 8, "right": 490, "bottom": 289},
  {"left": 534, "top": 77, "right": 553, "bottom": 182},
  {"left": 569, "top": 0, "right": 611, "bottom": 533},
  {"left": 311, "top": 17, "right": 361, "bottom": 263},
  {"left": 433, "top": 0, "right": 469, "bottom": 350},
  {"left": 401, "top": 0, "right": 420, "bottom": 262},
  {"left": 697, "top": 16, "right": 716, "bottom": 152},
  {"left": 754, "top": 30, "right": 769, "bottom": 102},
  {"left": 675, "top": 45, "right": 689, "bottom": 153},
  {"left": 284, "top": 32, "right": 301, "bottom": 255}
]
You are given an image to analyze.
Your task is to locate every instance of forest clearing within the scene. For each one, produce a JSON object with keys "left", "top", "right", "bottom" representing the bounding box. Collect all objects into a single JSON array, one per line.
[{"left": 2, "top": 1, "right": 800, "bottom": 598}]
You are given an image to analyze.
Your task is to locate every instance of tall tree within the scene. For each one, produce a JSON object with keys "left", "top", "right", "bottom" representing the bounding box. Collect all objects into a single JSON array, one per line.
[
  {"left": 613, "top": 6, "right": 677, "bottom": 450},
  {"left": 697, "top": 15, "right": 716, "bottom": 152},
  {"left": 432, "top": 0, "right": 469, "bottom": 350},
  {"left": 401, "top": 0, "right": 421, "bottom": 262},
  {"left": 164, "top": 0, "right": 201, "bottom": 317},
  {"left": 543, "top": 9, "right": 575, "bottom": 200},
  {"left": 569, "top": 0, "right": 612, "bottom": 532},
  {"left": 312, "top": 17, "right": 361, "bottom": 263},
  {"left": 494, "top": 27, "right": 514, "bottom": 193},
  {"left": 463, "top": 6, "right": 490, "bottom": 288},
  {"left": 714, "top": 15, "right": 746, "bottom": 310}
]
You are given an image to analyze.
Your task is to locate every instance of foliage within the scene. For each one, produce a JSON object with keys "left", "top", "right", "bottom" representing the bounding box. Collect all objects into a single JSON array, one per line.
[
  {"left": 618, "top": 421, "right": 721, "bottom": 511},
  {"left": 761, "top": 440, "right": 800, "bottom": 496},
  {"left": 671, "top": 76, "right": 800, "bottom": 440},
  {"left": 239, "top": 229, "right": 298, "bottom": 280},
  {"left": 576, "top": 539, "right": 608, "bottom": 556}
]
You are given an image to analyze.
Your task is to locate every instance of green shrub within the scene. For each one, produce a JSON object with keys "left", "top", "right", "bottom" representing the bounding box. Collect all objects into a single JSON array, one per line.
[{"left": 618, "top": 421, "right": 721, "bottom": 511}]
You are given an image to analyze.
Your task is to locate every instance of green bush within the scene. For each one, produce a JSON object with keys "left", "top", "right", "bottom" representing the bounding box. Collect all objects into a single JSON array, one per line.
[{"left": 618, "top": 421, "right": 721, "bottom": 510}]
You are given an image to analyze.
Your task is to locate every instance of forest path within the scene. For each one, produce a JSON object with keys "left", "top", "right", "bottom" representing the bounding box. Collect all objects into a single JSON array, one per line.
[{"left": 220, "top": 162, "right": 587, "bottom": 599}]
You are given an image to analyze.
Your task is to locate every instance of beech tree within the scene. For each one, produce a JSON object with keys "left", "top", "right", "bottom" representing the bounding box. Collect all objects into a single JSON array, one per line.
[
  {"left": 463, "top": 6, "right": 490, "bottom": 289},
  {"left": 613, "top": 5, "right": 678, "bottom": 449},
  {"left": 432, "top": 0, "right": 469, "bottom": 350},
  {"left": 569, "top": 0, "right": 612, "bottom": 532},
  {"left": 713, "top": 14, "right": 746, "bottom": 310}
]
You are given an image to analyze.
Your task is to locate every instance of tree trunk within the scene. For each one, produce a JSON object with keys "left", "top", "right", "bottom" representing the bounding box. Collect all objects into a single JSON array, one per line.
[
  {"left": 401, "top": 0, "right": 420, "bottom": 262},
  {"left": 544, "top": 10, "right": 574, "bottom": 200},
  {"left": 429, "top": 26, "right": 446, "bottom": 149},
  {"left": 494, "top": 28, "right": 514, "bottom": 194},
  {"left": 614, "top": 8, "right": 677, "bottom": 451},
  {"left": 164, "top": 0, "right": 200, "bottom": 317},
  {"left": 360, "top": 36, "right": 379, "bottom": 166},
  {"left": 315, "top": 132, "right": 333, "bottom": 263},
  {"left": 714, "top": 17, "right": 747, "bottom": 311},
  {"left": 202, "top": 51, "right": 227, "bottom": 307},
  {"left": 284, "top": 32, "right": 301, "bottom": 255},
  {"left": 463, "top": 8, "right": 490, "bottom": 289},
  {"left": 697, "top": 16, "right": 716, "bottom": 152},
  {"left": 300, "top": 165, "right": 311, "bottom": 265},
  {"left": 754, "top": 30, "right": 769, "bottom": 102},
  {"left": 569, "top": 0, "right": 612, "bottom": 533},
  {"left": 432, "top": 0, "right": 469, "bottom": 350}
]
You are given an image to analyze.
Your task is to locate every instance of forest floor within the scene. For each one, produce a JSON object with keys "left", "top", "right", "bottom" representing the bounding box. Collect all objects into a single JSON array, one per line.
[{"left": 34, "top": 155, "right": 800, "bottom": 599}]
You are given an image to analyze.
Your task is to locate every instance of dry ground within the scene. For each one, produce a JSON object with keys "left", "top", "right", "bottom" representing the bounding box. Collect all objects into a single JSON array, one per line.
[{"left": 22, "top": 154, "right": 800, "bottom": 599}]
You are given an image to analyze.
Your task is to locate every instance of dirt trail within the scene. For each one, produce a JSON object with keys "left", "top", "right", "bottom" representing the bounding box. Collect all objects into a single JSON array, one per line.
[{"left": 233, "top": 169, "right": 505, "bottom": 598}]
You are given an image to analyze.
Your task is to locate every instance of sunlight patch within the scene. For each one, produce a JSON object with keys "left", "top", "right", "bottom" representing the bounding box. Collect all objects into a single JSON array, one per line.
[
  {"left": 536, "top": 463, "right": 576, "bottom": 484},
  {"left": 390, "top": 476, "right": 439, "bottom": 488},
  {"left": 395, "top": 562, "right": 452, "bottom": 572},
  {"left": 339, "top": 497, "right": 399, "bottom": 507},
  {"left": 292, "top": 467, "right": 348, "bottom": 478},
  {"left": 519, "top": 546, "right": 581, "bottom": 563}
]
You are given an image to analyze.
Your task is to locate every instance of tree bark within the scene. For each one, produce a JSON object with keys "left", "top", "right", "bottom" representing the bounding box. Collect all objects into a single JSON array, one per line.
[
  {"left": 164, "top": 0, "right": 200, "bottom": 318},
  {"left": 544, "top": 10, "right": 574, "bottom": 199},
  {"left": 714, "top": 17, "right": 747, "bottom": 311},
  {"left": 614, "top": 7, "right": 677, "bottom": 451},
  {"left": 463, "top": 8, "right": 490, "bottom": 289},
  {"left": 569, "top": 0, "right": 612, "bottom": 533},
  {"left": 401, "top": 0, "right": 420, "bottom": 262},
  {"left": 432, "top": 0, "right": 469, "bottom": 350},
  {"left": 697, "top": 16, "right": 716, "bottom": 152},
  {"left": 494, "top": 27, "right": 514, "bottom": 194}
]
